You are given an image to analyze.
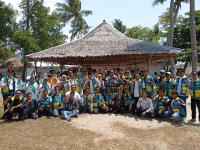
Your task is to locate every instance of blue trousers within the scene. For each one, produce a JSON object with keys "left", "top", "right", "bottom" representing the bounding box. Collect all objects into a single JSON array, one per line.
[{"left": 61, "top": 110, "right": 79, "bottom": 120}]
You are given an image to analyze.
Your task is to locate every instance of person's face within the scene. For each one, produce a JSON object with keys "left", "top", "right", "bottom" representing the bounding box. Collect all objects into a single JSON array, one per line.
[
  {"left": 172, "top": 93, "right": 178, "bottom": 99},
  {"left": 8, "top": 71, "right": 14, "bottom": 77},
  {"left": 107, "top": 88, "right": 111, "bottom": 94},
  {"left": 117, "top": 87, "right": 121, "bottom": 93},
  {"left": 191, "top": 73, "right": 197, "bottom": 80},
  {"left": 142, "top": 92, "right": 147, "bottom": 98},
  {"left": 96, "top": 88, "right": 100, "bottom": 94},
  {"left": 97, "top": 74, "right": 102, "bottom": 80},
  {"left": 179, "top": 71, "right": 184, "bottom": 77},
  {"left": 125, "top": 89, "right": 129, "bottom": 94},
  {"left": 135, "top": 74, "right": 140, "bottom": 80},
  {"left": 160, "top": 73, "right": 165, "bottom": 77},
  {"left": 166, "top": 74, "right": 171, "bottom": 80},
  {"left": 88, "top": 74, "right": 93, "bottom": 79},
  {"left": 43, "top": 91, "right": 48, "bottom": 97},
  {"left": 143, "top": 71, "right": 148, "bottom": 77},
  {"left": 110, "top": 70, "right": 114, "bottom": 76},
  {"left": 15, "top": 91, "right": 21, "bottom": 98},
  {"left": 85, "top": 91, "right": 90, "bottom": 96},
  {"left": 158, "top": 91, "right": 164, "bottom": 97},
  {"left": 26, "top": 94, "right": 32, "bottom": 100}
]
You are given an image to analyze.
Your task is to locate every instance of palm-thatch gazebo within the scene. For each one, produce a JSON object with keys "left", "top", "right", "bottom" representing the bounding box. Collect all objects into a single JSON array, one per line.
[{"left": 26, "top": 21, "right": 181, "bottom": 68}]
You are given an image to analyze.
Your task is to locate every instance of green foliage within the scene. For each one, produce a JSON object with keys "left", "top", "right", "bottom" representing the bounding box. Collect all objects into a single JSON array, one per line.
[
  {"left": 173, "top": 11, "right": 200, "bottom": 62},
  {"left": 0, "top": 41, "right": 15, "bottom": 62},
  {"left": 0, "top": 1, "right": 17, "bottom": 44},
  {"left": 56, "top": 0, "right": 92, "bottom": 41},
  {"left": 112, "top": 19, "right": 126, "bottom": 33},
  {"left": 13, "top": 0, "right": 67, "bottom": 56},
  {"left": 12, "top": 30, "right": 40, "bottom": 55},
  {"left": 125, "top": 25, "right": 160, "bottom": 43}
]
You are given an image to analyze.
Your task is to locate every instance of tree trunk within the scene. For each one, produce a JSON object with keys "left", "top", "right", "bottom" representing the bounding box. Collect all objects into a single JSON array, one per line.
[
  {"left": 183, "top": 61, "right": 189, "bottom": 72},
  {"left": 22, "top": 0, "right": 30, "bottom": 81},
  {"left": 167, "top": 0, "right": 176, "bottom": 78},
  {"left": 190, "top": 0, "right": 198, "bottom": 72}
]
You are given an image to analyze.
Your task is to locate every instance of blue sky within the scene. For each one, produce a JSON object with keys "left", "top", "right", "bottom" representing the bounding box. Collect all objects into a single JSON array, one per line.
[{"left": 3, "top": 0, "right": 200, "bottom": 29}]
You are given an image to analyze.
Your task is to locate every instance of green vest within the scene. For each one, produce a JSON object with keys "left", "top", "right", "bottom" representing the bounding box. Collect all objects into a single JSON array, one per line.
[{"left": 189, "top": 78, "right": 200, "bottom": 99}]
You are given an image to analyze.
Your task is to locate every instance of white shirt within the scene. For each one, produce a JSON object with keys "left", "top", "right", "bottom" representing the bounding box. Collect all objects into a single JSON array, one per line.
[
  {"left": 134, "top": 80, "right": 140, "bottom": 97},
  {"left": 65, "top": 91, "right": 82, "bottom": 103},
  {"left": 89, "top": 80, "right": 94, "bottom": 93},
  {"left": 177, "top": 77, "right": 183, "bottom": 95}
]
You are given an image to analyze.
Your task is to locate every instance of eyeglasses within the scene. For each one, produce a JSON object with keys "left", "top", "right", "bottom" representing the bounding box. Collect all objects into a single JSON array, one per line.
[{"left": 16, "top": 93, "right": 21, "bottom": 95}]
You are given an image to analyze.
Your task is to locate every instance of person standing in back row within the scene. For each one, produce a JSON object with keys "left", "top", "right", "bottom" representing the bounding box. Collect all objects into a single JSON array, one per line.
[
  {"left": 175, "top": 68, "right": 189, "bottom": 116},
  {"left": 141, "top": 70, "right": 155, "bottom": 99},
  {"left": 189, "top": 71, "right": 200, "bottom": 123}
]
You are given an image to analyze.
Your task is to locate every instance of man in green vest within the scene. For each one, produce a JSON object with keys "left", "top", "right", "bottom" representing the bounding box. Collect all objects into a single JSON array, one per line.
[
  {"left": 189, "top": 71, "right": 200, "bottom": 123},
  {"left": 141, "top": 70, "right": 155, "bottom": 99},
  {"left": 2, "top": 90, "right": 24, "bottom": 120},
  {"left": 175, "top": 68, "right": 189, "bottom": 117}
]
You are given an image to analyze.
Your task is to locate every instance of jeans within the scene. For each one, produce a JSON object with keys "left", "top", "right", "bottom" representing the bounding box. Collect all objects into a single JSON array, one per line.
[
  {"left": 61, "top": 110, "right": 79, "bottom": 120},
  {"left": 165, "top": 110, "right": 184, "bottom": 123},
  {"left": 136, "top": 107, "right": 154, "bottom": 117},
  {"left": 24, "top": 108, "right": 38, "bottom": 119},
  {"left": 191, "top": 98, "right": 200, "bottom": 121}
]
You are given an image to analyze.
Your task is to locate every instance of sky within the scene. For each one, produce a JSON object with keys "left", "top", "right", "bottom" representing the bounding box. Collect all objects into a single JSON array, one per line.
[{"left": 3, "top": 0, "right": 200, "bottom": 29}]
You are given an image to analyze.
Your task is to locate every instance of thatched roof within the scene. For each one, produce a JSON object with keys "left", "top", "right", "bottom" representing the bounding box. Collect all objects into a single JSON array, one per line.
[
  {"left": 0, "top": 58, "right": 23, "bottom": 68},
  {"left": 26, "top": 21, "right": 181, "bottom": 65}
]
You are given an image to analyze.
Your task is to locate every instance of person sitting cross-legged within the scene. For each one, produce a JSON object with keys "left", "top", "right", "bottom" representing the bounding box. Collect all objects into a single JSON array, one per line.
[
  {"left": 136, "top": 91, "right": 154, "bottom": 118},
  {"left": 23, "top": 92, "right": 38, "bottom": 119},
  {"left": 60, "top": 91, "right": 79, "bottom": 122}
]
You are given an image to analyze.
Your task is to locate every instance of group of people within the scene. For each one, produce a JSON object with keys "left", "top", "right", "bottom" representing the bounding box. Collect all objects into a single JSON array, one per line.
[{"left": 0, "top": 67, "right": 200, "bottom": 123}]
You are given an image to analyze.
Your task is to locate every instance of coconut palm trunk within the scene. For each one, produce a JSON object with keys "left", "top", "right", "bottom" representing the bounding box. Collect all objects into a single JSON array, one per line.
[
  {"left": 167, "top": 0, "right": 176, "bottom": 78},
  {"left": 190, "top": 0, "right": 198, "bottom": 72}
]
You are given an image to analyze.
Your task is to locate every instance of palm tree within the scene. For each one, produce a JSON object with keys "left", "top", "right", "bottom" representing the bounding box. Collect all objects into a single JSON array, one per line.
[
  {"left": 190, "top": 0, "right": 198, "bottom": 71},
  {"left": 56, "top": 0, "right": 92, "bottom": 41},
  {"left": 153, "top": 0, "right": 189, "bottom": 77},
  {"left": 112, "top": 19, "right": 126, "bottom": 33}
]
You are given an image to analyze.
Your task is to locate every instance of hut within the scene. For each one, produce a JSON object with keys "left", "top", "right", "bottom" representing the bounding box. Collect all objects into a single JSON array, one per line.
[{"left": 26, "top": 21, "right": 181, "bottom": 73}]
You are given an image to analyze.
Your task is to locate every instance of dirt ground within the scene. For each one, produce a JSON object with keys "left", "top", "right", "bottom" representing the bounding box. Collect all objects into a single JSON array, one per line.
[{"left": 0, "top": 95, "right": 200, "bottom": 150}]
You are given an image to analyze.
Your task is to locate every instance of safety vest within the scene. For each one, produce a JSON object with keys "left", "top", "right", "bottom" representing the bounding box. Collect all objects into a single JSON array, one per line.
[
  {"left": 153, "top": 96, "right": 167, "bottom": 110},
  {"left": 171, "top": 97, "right": 185, "bottom": 116},
  {"left": 189, "top": 78, "right": 200, "bottom": 99},
  {"left": 123, "top": 93, "right": 133, "bottom": 105},
  {"left": 27, "top": 99, "right": 37, "bottom": 111},
  {"left": 155, "top": 77, "right": 163, "bottom": 92},
  {"left": 163, "top": 78, "right": 174, "bottom": 98},
  {"left": 175, "top": 76, "right": 189, "bottom": 97},
  {"left": 105, "top": 94, "right": 113, "bottom": 105},
  {"left": 83, "top": 94, "right": 93, "bottom": 105},
  {"left": 92, "top": 93, "right": 103, "bottom": 107},
  {"left": 141, "top": 75, "right": 154, "bottom": 94},
  {"left": 40, "top": 96, "right": 51, "bottom": 108},
  {"left": 52, "top": 93, "right": 62, "bottom": 108}
]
